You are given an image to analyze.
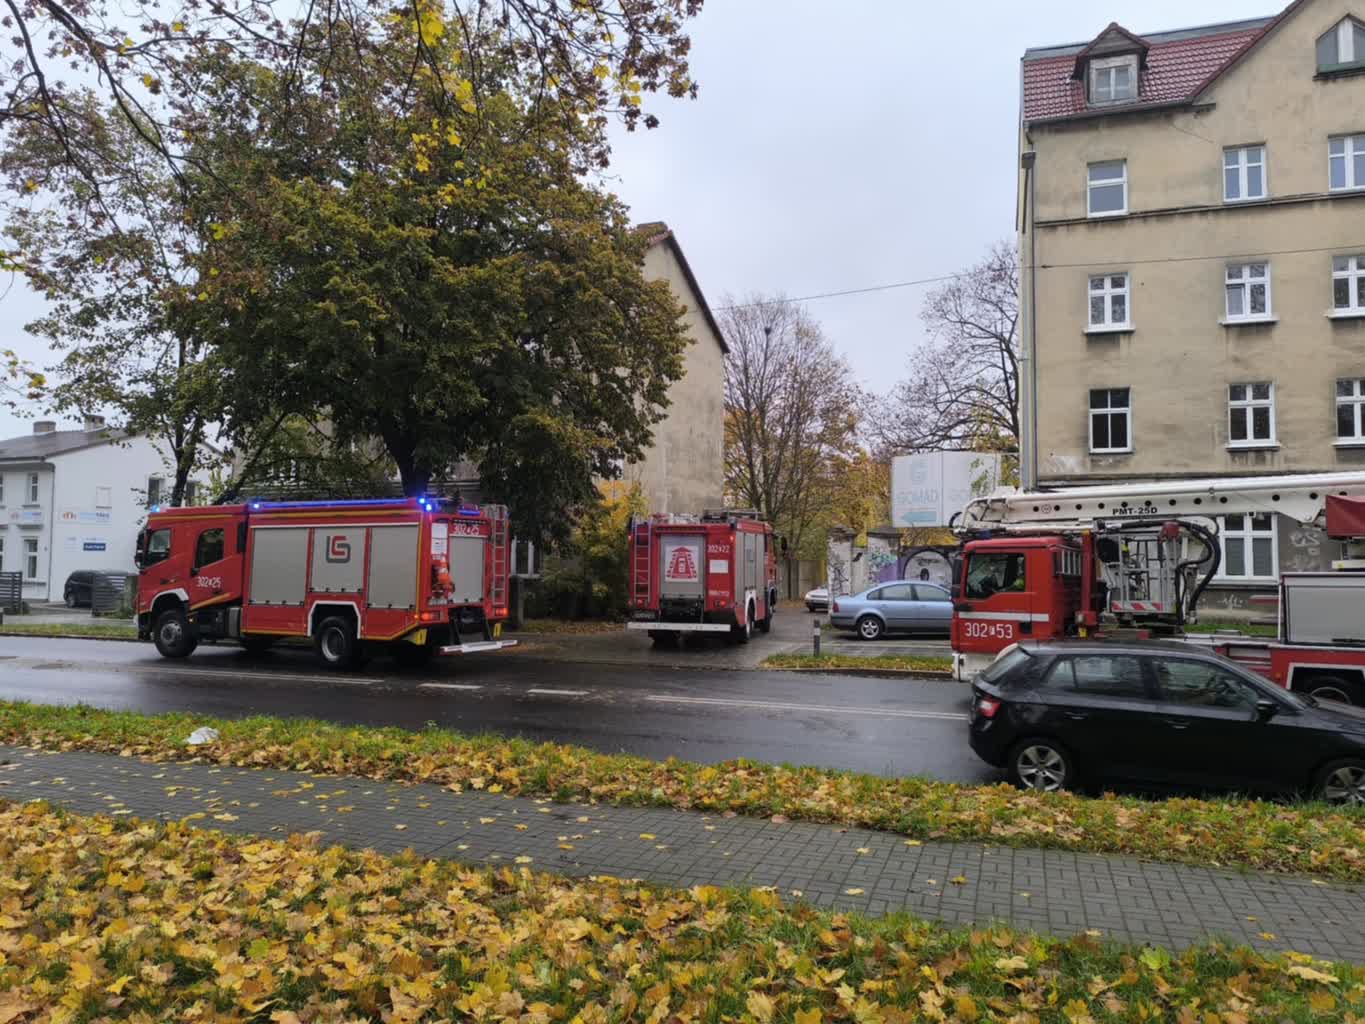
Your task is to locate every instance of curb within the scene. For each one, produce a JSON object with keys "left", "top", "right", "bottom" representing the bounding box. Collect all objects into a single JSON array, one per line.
[
  {"left": 760, "top": 665, "right": 957, "bottom": 680},
  {"left": 0, "top": 630, "right": 141, "bottom": 644}
]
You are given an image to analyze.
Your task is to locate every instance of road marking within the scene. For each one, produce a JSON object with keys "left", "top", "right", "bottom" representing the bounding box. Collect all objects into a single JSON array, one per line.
[
  {"left": 526, "top": 687, "right": 589, "bottom": 697},
  {"left": 644, "top": 694, "right": 968, "bottom": 721},
  {"left": 418, "top": 683, "right": 483, "bottom": 692}
]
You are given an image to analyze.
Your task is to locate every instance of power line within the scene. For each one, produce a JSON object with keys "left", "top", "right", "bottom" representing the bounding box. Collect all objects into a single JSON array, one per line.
[
  {"left": 716, "top": 273, "right": 961, "bottom": 310},
  {"left": 1040, "top": 240, "right": 1365, "bottom": 270}
]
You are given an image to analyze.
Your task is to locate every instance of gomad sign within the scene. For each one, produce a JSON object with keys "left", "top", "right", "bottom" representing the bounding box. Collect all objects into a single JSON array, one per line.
[{"left": 892, "top": 452, "right": 1002, "bottom": 528}]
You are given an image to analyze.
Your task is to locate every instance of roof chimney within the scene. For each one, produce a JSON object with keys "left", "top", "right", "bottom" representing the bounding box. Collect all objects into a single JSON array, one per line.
[
  {"left": 32, "top": 421, "right": 56, "bottom": 435},
  {"left": 83, "top": 414, "right": 106, "bottom": 431}
]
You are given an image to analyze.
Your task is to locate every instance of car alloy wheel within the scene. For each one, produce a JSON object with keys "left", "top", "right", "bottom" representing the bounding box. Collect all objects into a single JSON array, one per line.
[
  {"left": 857, "top": 616, "right": 882, "bottom": 641},
  {"left": 1014, "top": 744, "right": 1068, "bottom": 792},
  {"left": 1320, "top": 763, "right": 1365, "bottom": 805}
]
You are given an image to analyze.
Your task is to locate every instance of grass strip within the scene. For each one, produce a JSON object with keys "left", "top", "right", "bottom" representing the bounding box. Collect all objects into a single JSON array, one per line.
[
  {"left": 0, "top": 622, "right": 138, "bottom": 638},
  {"left": 762, "top": 653, "right": 953, "bottom": 674},
  {"left": 0, "top": 800, "right": 1357, "bottom": 1023},
  {"left": 2, "top": 701, "right": 1365, "bottom": 880}
]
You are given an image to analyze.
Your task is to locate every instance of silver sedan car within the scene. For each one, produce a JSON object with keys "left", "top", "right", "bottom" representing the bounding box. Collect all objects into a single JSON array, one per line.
[{"left": 829, "top": 581, "right": 953, "bottom": 640}]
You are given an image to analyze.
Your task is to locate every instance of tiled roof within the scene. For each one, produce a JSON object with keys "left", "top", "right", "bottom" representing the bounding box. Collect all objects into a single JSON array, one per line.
[{"left": 1022, "top": 18, "right": 1272, "bottom": 124}]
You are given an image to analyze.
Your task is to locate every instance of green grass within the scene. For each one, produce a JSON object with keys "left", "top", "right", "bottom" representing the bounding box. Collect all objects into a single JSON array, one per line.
[
  {"left": 0, "top": 621, "right": 137, "bottom": 638},
  {"left": 1183, "top": 620, "right": 1278, "bottom": 637},
  {"left": 4, "top": 700, "right": 1365, "bottom": 881},
  {"left": 762, "top": 652, "right": 953, "bottom": 674}
]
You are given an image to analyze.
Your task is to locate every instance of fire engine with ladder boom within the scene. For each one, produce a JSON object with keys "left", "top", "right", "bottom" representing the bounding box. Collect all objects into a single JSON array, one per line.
[
  {"left": 625, "top": 509, "right": 779, "bottom": 645},
  {"left": 135, "top": 496, "right": 515, "bottom": 669},
  {"left": 950, "top": 471, "right": 1365, "bottom": 704}
]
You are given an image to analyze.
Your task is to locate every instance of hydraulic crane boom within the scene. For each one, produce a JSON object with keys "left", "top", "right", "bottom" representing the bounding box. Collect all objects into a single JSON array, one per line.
[{"left": 956, "top": 472, "right": 1365, "bottom": 533}]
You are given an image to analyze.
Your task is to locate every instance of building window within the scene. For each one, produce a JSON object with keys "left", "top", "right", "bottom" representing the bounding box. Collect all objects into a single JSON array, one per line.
[
  {"left": 1087, "top": 160, "right": 1127, "bottom": 216},
  {"left": 0, "top": 536, "right": 4, "bottom": 572},
  {"left": 1330, "top": 135, "right": 1365, "bottom": 191},
  {"left": 1218, "top": 513, "right": 1277, "bottom": 580},
  {"left": 147, "top": 476, "right": 164, "bottom": 509},
  {"left": 184, "top": 481, "right": 198, "bottom": 506},
  {"left": 1089, "top": 388, "right": 1131, "bottom": 453},
  {"left": 1089, "top": 56, "right": 1137, "bottom": 104},
  {"left": 1318, "top": 18, "right": 1365, "bottom": 71},
  {"left": 1337, "top": 378, "right": 1365, "bottom": 441},
  {"left": 1224, "top": 145, "right": 1266, "bottom": 201},
  {"left": 1225, "top": 263, "right": 1271, "bottom": 320},
  {"left": 0, "top": 474, "right": 4, "bottom": 505},
  {"left": 95, "top": 486, "right": 112, "bottom": 508},
  {"left": 25, "top": 473, "right": 38, "bottom": 504},
  {"left": 1088, "top": 273, "right": 1130, "bottom": 329},
  {"left": 23, "top": 538, "right": 38, "bottom": 581},
  {"left": 1228, "top": 383, "right": 1275, "bottom": 446},
  {"left": 1334, "top": 255, "right": 1365, "bottom": 313}
]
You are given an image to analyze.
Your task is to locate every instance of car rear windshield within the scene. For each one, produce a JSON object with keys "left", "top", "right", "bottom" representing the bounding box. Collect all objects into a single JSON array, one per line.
[{"left": 979, "top": 646, "right": 1036, "bottom": 684}]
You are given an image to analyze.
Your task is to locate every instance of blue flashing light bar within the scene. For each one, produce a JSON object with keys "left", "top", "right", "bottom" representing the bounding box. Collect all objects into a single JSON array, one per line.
[{"left": 247, "top": 497, "right": 420, "bottom": 511}]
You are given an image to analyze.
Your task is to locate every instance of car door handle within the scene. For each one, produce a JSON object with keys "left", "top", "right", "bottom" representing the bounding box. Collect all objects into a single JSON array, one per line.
[{"left": 1064, "top": 711, "right": 1088, "bottom": 721}]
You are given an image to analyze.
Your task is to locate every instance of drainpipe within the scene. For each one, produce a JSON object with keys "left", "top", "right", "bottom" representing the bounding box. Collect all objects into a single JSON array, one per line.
[
  {"left": 44, "top": 460, "right": 56, "bottom": 602},
  {"left": 1019, "top": 150, "right": 1039, "bottom": 492}
]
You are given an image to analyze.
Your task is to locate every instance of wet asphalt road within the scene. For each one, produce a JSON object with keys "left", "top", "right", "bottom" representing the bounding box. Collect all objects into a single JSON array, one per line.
[{"left": 0, "top": 636, "right": 992, "bottom": 782}]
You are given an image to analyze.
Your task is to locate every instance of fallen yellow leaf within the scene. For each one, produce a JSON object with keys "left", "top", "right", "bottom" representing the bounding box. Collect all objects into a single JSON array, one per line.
[{"left": 844, "top": 888, "right": 865, "bottom": 896}]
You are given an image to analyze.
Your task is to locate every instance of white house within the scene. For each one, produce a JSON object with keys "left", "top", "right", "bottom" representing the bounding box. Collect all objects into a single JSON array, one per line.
[{"left": 0, "top": 417, "right": 196, "bottom": 603}]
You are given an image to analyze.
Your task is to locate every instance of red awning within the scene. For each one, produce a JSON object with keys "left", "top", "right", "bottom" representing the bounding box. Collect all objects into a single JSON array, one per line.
[{"left": 1325, "top": 494, "right": 1365, "bottom": 538}]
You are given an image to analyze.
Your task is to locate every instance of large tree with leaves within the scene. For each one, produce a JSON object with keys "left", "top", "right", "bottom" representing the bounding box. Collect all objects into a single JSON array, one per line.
[{"left": 173, "top": 10, "right": 690, "bottom": 544}]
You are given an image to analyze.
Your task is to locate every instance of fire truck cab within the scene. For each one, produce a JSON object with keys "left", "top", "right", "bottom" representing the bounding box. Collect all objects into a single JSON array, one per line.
[
  {"left": 135, "top": 496, "right": 514, "bottom": 669},
  {"left": 952, "top": 535, "right": 1085, "bottom": 660}
]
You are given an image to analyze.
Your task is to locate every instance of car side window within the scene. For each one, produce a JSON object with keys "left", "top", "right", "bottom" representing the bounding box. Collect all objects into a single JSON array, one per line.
[
  {"left": 144, "top": 528, "right": 172, "bottom": 566},
  {"left": 1151, "top": 658, "right": 1262, "bottom": 710},
  {"left": 913, "top": 585, "right": 950, "bottom": 602},
  {"left": 965, "top": 552, "right": 1026, "bottom": 600},
  {"left": 1045, "top": 655, "right": 1149, "bottom": 700},
  {"left": 194, "top": 528, "right": 225, "bottom": 568},
  {"left": 878, "top": 583, "right": 914, "bottom": 601}
]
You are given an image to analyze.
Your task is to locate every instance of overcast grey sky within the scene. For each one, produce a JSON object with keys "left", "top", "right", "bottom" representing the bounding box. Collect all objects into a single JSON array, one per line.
[{"left": 0, "top": 0, "right": 1265, "bottom": 440}]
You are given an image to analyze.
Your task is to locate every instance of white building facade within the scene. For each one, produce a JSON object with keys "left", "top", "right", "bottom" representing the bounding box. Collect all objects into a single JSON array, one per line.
[{"left": 0, "top": 418, "right": 194, "bottom": 602}]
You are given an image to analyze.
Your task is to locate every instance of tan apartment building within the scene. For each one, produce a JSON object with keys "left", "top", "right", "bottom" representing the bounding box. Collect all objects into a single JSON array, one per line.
[
  {"left": 1018, "top": 0, "right": 1365, "bottom": 611},
  {"left": 618, "top": 222, "right": 727, "bottom": 514}
]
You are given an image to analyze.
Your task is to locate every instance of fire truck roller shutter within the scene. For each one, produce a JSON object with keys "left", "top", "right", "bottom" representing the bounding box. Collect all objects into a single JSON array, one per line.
[
  {"left": 368, "top": 524, "right": 420, "bottom": 610},
  {"left": 249, "top": 528, "right": 309, "bottom": 606},
  {"left": 737, "top": 531, "right": 759, "bottom": 606},
  {"left": 659, "top": 535, "right": 704, "bottom": 598},
  {"left": 310, "top": 528, "right": 366, "bottom": 593},
  {"left": 450, "top": 535, "right": 485, "bottom": 604}
]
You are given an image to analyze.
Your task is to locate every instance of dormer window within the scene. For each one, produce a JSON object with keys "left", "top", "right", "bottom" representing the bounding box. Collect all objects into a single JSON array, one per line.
[
  {"left": 1090, "top": 56, "right": 1138, "bottom": 104},
  {"left": 1318, "top": 17, "right": 1365, "bottom": 73}
]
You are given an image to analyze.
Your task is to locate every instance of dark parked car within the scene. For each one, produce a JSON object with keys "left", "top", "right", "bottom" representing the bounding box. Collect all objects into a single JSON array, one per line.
[
  {"left": 969, "top": 639, "right": 1365, "bottom": 804},
  {"left": 62, "top": 570, "right": 97, "bottom": 608},
  {"left": 828, "top": 581, "right": 952, "bottom": 640}
]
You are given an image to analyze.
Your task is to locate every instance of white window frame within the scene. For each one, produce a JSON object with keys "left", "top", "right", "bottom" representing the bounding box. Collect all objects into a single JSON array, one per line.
[
  {"left": 1089, "top": 55, "right": 1138, "bottom": 104},
  {"left": 1216, "top": 513, "right": 1278, "bottom": 581},
  {"left": 1320, "top": 18, "right": 1365, "bottom": 69},
  {"left": 0, "top": 536, "right": 4, "bottom": 573},
  {"left": 1330, "top": 134, "right": 1365, "bottom": 192},
  {"left": 1336, "top": 377, "right": 1365, "bottom": 444},
  {"left": 1089, "top": 387, "right": 1132, "bottom": 454},
  {"left": 147, "top": 476, "right": 164, "bottom": 509},
  {"left": 1333, "top": 255, "right": 1365, "bottom": 316},
  {"left": 1223, "top": 145, "right": 1267, "bottom": 202},
  {"left": 25, "top": 472, "right": 38, "bottom": 505},
  {"left": 1087, "top": 160, "right": 1128, "bottom": 217},
  {"left": 22, "top": 537, "right": 38, "bottom": 582},
  {"left": 1227, "top": 382, "right": 1276, "bottom": 448},
  {"left": 1224, "top": 262, "right": 1273, "bottom": 322},
  {"left": 1087, "top": 273, "right": 1131, "bottom": 331},
  {"left": 95, "top": 486, "right": 112, "bottom": 508}
]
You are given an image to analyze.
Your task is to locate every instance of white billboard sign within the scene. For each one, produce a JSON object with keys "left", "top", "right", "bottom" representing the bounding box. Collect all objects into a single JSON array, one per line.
[{"left": 892, "top": 452, "right": 1002, "bottom": 528}]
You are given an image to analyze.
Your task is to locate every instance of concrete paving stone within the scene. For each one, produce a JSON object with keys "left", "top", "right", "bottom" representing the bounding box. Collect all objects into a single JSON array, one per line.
[{"left": 7, "top": 744, "right": 1365, "bottom": 962}]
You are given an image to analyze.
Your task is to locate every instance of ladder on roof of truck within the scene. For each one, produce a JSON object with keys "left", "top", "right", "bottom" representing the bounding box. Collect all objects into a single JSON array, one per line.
[{"left": 632, "top": 518, "right": 652, "bottom": 605}]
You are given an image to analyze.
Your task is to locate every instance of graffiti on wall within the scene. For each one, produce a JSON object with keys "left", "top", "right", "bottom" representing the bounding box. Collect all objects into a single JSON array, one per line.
[
  {"left": 1283, "top": 525, "right": 1326, "bottom": 573},
  {"left": 867, "top": 546, "right": 897, "bottom": 584},
  {"left": 828, "top": 556, "right": 850, "bottom": 597}
]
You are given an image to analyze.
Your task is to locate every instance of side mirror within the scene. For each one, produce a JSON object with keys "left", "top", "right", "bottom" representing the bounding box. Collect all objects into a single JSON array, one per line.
[
  {"left": 189, "top": 566, "right": 199, "bottom": 577},
  {"left": 1255, "top": 699, "right": 1279, "bottom": 722}
]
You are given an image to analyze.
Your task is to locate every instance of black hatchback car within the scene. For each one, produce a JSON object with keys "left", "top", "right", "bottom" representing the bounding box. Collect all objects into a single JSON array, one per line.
[{"left": 970, "top": 640, "right": 1365, "bottom": 803}]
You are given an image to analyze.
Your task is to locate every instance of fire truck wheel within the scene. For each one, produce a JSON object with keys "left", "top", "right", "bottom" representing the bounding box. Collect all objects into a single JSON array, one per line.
[
  {"left": 314, "top": 615, "right": 361, "bottom": 670},
  {"left": 1314, "top": 759, "right": 1365, "bottom": 805},
  {"left": 153, "top": 608, "right": 198, "bottom": 659},
  {"left": 732, "top": 607, "right": 754, "bottom": 644},
  {"left": 856, "top": 615, "right": 883, "bottom": 641},
  {"left": 1299, "top": 675, "right": 1365, "bottom": 706},
  {"left": 1008, "top": 739, "right": 1073, "bottom": 793}
]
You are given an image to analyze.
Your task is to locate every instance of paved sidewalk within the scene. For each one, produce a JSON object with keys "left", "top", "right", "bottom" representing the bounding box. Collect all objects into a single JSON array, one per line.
[{"left": 3, "top": 744, "right": 1364, "bottom": 962}]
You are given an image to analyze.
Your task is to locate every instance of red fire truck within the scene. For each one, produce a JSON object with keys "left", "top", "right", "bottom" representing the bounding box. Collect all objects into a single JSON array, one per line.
[
  {"left": 949, "top": 472, "right": 1365, "bottom": 703},
  {"left": 135, "top": 496, "right": 515, "bottom": 668},
  {"left": 625, "top": 509, "right": 779, "bottom": 645}
]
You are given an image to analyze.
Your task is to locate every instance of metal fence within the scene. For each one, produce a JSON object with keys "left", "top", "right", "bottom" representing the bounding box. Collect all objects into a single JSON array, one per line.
[
  {"left": 90, "top": 571, "right": 135, "bottom": 616},
  {"left": 0, "top": 572, "right": 20, "bottom": 613}
]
